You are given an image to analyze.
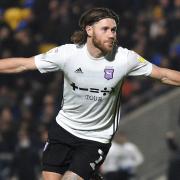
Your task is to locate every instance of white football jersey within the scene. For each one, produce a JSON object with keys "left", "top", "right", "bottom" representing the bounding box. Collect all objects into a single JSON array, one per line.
[{"left": 35, "top": 44, "right": 152, "bottom": 143}]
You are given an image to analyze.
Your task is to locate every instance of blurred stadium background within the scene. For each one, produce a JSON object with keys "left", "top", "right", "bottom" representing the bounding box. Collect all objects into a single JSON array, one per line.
[{"left": 0, "top": 0, "right": 180, "bottom": 180}]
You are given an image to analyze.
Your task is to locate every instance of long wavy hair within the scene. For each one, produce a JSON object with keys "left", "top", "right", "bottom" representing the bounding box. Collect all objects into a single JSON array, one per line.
[{"left": 71, "top": 7, "right": 119, "bottom": 46}]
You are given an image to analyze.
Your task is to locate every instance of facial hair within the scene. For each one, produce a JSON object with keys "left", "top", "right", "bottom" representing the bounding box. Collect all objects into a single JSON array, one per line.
[{"left": 92, "top": 33, "right": 116, "bottom": 55}]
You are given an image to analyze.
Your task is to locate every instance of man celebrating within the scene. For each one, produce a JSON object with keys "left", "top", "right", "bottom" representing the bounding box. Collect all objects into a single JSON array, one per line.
[{"left": 0, "top": 7, "right": 180, "bottom": 180}]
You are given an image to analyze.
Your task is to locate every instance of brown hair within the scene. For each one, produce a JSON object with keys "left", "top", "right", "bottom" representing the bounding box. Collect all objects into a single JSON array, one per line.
[{"left": 71, "top": 7, "right": 119, "bottom": 45}]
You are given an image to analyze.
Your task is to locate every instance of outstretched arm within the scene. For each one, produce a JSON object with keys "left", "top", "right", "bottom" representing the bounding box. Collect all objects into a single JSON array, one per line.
[
  {"left": 150, "top": 65, "right": 180, "bottom": 86},
  {"left": 0, "top": 57, "right": 37, "bottom": 73}
]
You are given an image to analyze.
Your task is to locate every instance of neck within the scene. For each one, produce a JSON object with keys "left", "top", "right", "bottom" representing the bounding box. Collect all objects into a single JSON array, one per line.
[{"left": 86, "top": 39, "right": 105, "bottom": 58}]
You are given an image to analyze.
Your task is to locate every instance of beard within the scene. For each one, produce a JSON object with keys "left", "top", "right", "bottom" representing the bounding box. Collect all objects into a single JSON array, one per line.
[{"left": 92, "top": 33, "right": 116, "bottom": 55}]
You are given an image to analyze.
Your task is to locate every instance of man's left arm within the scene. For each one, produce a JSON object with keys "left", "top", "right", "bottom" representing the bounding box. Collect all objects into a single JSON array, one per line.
[{"left": 150, "top": 65, "right": 180, "bottom": 86}]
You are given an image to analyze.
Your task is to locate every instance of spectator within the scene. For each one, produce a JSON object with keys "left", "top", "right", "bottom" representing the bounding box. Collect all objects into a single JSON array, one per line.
[
  {"left": 0, "top": 107, "right": 17, "bottom": 180},
  {"left": 165, "top": 131, "right": 180, "bottom": 180},
  {"left": 102, "top": 132, "right": 144, "bottom": 180},
  {"left": 10, "top": 128, "right": 40, "bottom": 180}
]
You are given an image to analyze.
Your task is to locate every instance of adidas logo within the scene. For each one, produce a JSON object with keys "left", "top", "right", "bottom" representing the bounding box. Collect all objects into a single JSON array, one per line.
[{"left": 75, "top": 68, "right": 83, "bottom": 73}]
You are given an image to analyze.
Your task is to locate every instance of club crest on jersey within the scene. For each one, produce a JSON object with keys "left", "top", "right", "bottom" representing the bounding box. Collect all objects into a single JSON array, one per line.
[{"left": 104, "top": 68, "right": 114, "bottom": 80}]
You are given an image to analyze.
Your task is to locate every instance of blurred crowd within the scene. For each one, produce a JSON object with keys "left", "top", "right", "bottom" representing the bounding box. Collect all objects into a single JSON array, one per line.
[{"left": 0, "top": 0, "right": 180, "bottom": 179}]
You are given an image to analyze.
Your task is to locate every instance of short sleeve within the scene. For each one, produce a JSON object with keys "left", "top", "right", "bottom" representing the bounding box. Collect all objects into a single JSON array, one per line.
[
  {"left": 34, "top": 45, "right": 67, "bottom": 73},
  {"left": 127, "top": 50, "right": 152, "bottom": 76}
]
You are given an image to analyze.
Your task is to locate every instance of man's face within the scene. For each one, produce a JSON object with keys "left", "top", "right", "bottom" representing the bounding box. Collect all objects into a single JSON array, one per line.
[{"left": 90, "top": 18, "right": 117, "bottom": 54}]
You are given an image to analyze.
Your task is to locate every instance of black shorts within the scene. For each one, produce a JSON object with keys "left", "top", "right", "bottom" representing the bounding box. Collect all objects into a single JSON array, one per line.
[{"left": 42, "top": 121, "right": 111, "bottom": 180}]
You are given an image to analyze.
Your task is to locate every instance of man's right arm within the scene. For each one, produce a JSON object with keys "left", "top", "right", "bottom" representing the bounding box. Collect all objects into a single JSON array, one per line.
[{"left": 0, "top": 57, "right": 37, "bottom": 73}]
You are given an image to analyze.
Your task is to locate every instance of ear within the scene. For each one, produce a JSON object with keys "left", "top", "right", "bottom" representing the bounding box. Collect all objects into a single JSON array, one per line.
[{"left": 85, "top": 25, "right": 93, "bottom": 37}]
